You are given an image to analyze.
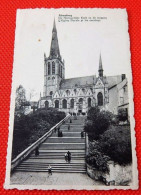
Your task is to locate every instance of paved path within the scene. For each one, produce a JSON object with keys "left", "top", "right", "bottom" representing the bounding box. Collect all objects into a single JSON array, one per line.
[{"left": 11, "top": 172, "right": 102, "bottom": 186}]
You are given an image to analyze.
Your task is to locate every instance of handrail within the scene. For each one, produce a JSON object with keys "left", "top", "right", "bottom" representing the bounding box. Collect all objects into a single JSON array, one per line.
[{"left": 11, "top": 114, "right": 71, "bottom": 171}]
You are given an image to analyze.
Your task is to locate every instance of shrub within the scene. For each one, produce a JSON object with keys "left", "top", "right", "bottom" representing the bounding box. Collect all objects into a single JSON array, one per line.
[
  {"left": 12, "top": 108, "right": 66, "bottom": 159},
  {"left": 84, "top": 107, "right": 113, "bottom": 140},
  {"left": 86, "top": 141, "right": 110, "bottom": 172},
  {"left": 99, "top": 126, "right": 132, "bottom": 165},
  {"left": 118, "top": 108, "right": 128, "bottom": 122}
]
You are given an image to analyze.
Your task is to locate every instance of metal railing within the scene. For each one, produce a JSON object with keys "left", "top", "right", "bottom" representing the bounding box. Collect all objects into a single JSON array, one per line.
[{"left": 11, "top": 114, "right": 71, "bottom": 171}]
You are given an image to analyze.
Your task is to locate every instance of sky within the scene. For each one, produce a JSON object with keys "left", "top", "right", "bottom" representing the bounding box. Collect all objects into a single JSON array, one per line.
[{"left": 13, "top": 8, "right": 132, "bottom": 101}]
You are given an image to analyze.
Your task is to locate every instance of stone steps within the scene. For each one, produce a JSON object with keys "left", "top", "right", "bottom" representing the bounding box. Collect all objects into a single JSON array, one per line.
[
  {"left": 15, "top": 168, "right": 86, "bottom": 173},
  {"left": 45, "top": 137, "right": 85, "bottom": 143},
  {"left": 40, "top": 143, "right": 85, "bottom": 150},
  {"left": 24, "top": 159, "right": 86, "bottom": 163},
  {"left": 14, "top": 117, "right": 86, "bottom": 173},
  {"left": 51, "top": 132, "right": 83, "bottom": 137}
]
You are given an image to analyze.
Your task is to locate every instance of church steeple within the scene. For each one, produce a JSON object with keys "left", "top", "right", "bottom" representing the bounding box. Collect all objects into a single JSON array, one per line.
[
  {"left": 49, "top": 19, "right": 61, "bottom": 59},
  {"left": 98, "top": 53, "right": 103, "bottom": 77}
]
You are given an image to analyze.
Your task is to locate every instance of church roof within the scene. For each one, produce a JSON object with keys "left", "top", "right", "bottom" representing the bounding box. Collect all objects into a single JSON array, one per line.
[
  {"left": 106, "top": 75, "right": 122, "bottom": 89},
  {"left": 60, "top": 75, "right": 122, "bottom": 89},
  {"left": 60, "top": 75, "right": 96, "bottom": 89}
]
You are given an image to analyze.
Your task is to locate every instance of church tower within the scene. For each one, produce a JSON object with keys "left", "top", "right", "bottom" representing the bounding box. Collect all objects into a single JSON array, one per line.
[
  {"left": 43, "top": 20, "right": 65, "bottom": 97},
  {"left": 98, "top": 54, "right": 103, "bottom": 77}
]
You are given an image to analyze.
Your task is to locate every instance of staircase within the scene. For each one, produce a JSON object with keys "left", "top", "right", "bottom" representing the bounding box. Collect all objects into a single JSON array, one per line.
[{"left": 14, "top": 116, "right": 86, "bottom": 173}]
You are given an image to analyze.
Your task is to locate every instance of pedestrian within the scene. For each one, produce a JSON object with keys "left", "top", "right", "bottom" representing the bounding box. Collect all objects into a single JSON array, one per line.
[
  {"left": 81, "top": 131, "right": 84, "bottom": 138},
  {"left": 64, "top": 153, "right": 68, "bottom": 162},
  {"left": 67, "top": 151, "right": 71, "bottom": 163},
  {"left": 58, "top": 129, "right": 60, "bottom": 137},
  {"left": 48, "top": 165, "right": 52, "bottom": 175},
  {"left": 58, "top": 130, "right": 63, "bottom": 137},
  {"left": 35, "top": 147, "right": 39, "bottom": 156},
  {"left": 60, "top": 130, "right": 63, "bottom": 137},
  {"left": 68, "top": 124, "right": 70, "bottom": 131}
]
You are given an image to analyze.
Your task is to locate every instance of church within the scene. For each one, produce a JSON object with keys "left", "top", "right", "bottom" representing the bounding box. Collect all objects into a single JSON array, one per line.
[{"left": 38, "top": 20, "right": 129, "bottom": 116}]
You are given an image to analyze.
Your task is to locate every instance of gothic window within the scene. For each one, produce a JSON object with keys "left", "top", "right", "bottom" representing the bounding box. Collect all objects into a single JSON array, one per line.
[
  {"left": 48, "top": 62, "right": 51, "bottom": 75},
  {"left": 66, "top": 90, "right": 70, "bottom": 96},
  {"left": 79, "top": 98, "right": 83, "bottom": 104},
  {"left": 78, "top": 98, "right": 83, "bottom": 110},
  {"left": 52, "top": 76, "right": 55, "bottom": 80},
  {"left": 45, "top": 101, "right": 49, "bottom": 109},
  {"left": 74, "top": 89, "right": 77, "bottom": 95},
  {"left": 97, "top": 92, "right": 103, "bottom": 106},
  {"left": 52, "top": 61, "right": 55, "bottom": 74},
  {"left": 61, "top": 66, "right": 63, "bottom": 77},
  {"left": 55, "top": 100, "right": 59, "bottom": 108},
  {"left": 70, "top": 99, "right": 74, "bottom": 108},
  {"left": 59, "top": 64, "right": 61, "bottom": 76},
  {"left": 82, "top": 88, "right": 85, "bottom": 94},
  {"left": 50, "top": 91, "right": 53, "bottom": 96},
  {"left": 88, "top": 98, "right": 91, "bottom": 107},
  {"left": 62, "top": 99, "right": 67, "bottom": 109}
]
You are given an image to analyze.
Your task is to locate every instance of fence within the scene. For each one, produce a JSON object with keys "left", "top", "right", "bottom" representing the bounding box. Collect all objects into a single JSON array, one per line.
[{"left": 11, "top": 114, "right": 71, "bottom": 171}]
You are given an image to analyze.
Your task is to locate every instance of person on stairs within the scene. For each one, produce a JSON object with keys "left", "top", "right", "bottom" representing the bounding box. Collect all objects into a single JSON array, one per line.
[
  {"left": 35, "top": 147, "right": 39, "bottom": 156},
  {"left": 67, "top": 151, "right": 71, "bottom": 163},
  {"left": 68, "top": 124, "right": 70, "bottom": 131},
  {"left": 64, "top": 153, "right": 68, "bottom": 162},
  {"left": 81, "top": 131, "right": 84, "bottom": 138},
  {"left": 48, "top": 165, "right": 52, "bottom": 175}
]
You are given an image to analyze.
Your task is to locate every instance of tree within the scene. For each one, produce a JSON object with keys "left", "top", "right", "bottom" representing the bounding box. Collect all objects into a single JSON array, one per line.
[
  {"left": 84, "top": 107, "right": 113, "bottom": 140},
  {"left": 15, "top": 85, "right": 27, "bottom": 116},
  {"left": 118, "top": 108, "right": 128, "bottom": 122},
  {"left": 99, "top": 126, "right": 132, "bottom": 165}
]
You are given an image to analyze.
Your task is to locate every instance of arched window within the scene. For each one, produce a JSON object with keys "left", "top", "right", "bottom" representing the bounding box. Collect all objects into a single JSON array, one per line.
[
  {"left": 52, "top": 61, "right": 55, "bottom": 74},
  {"left": 78, "top": 98, "right": 83, "bottom": 110},
  {"left": 55, "top": 100, "right": 59, "bottom": 108},
  {"left": 61, "top": 66, "right": 63, "bottom": 77},
  {"left": 59, "top": 64, "right": 61, "bottom": 75},
  {"left": 74, "top": 89, "right": 77, "bottom": 95},
  {"left": 66, "top": 90, "right": 70, "bottom": 96},
  {"left": 82, "top": 88, "right": 85, "bottom": 94},
  {"left": 62, "top": 99, "right": 67, "bottom": 109},
  {"left": 48, "top": 77, "right": 50, "bottom": 80},
  {"left": 45, "top": 101, "right": 49, "bottom": 109},
  {"left": 48, "top": 62, "right": 51, "bottom": 75},
  {"left": 88, "top": 98, "right": 91, "bottom": 107},
  {"left": 70, "top": 99, "right": 74, "bottom": 108},
  {"left": 52, "top": 76, "right": 55, "bottom": 80},
  {"left": 97, "top": 92, "right": 103, "bottom": 106},
  {"left": 50, "top": 91, "right": 53, "bottom": 96},
  {"left": 79, "top": 98, "right": 83, "bottom": 104}
]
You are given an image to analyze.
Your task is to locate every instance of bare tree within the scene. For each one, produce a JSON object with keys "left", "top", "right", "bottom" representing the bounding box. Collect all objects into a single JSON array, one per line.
[{"left": 15, "top": 85, "right": 27, "bottom": 116}]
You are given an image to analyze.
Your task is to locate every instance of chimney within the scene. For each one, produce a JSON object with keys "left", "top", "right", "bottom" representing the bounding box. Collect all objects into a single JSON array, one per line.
[{"left": 121, "top": 74, "right": 126, "bottom": 81}]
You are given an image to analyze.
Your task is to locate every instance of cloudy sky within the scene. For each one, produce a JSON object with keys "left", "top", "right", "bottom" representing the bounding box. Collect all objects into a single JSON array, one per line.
[{"left": 13, "top": 8, "right": 132, "bottom": 100}]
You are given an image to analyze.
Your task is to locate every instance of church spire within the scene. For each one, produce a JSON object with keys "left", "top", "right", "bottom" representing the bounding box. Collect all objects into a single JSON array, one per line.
[
  {"left": 98, "top": 53, "right": 103, "bottom": 77},
  {"left": 49, "top": 19, "right": 61, "bottom": 59}
]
